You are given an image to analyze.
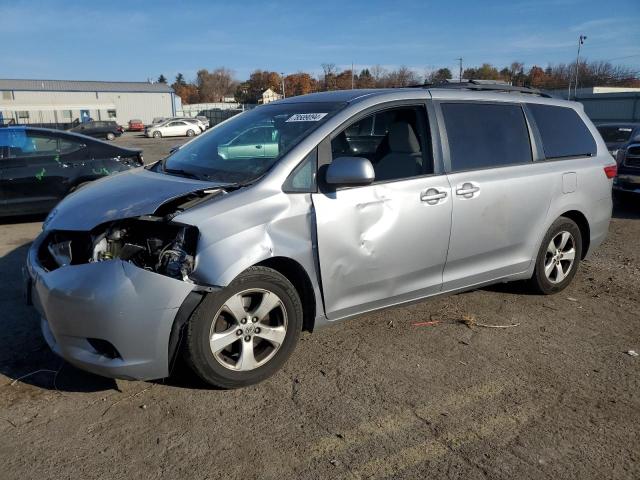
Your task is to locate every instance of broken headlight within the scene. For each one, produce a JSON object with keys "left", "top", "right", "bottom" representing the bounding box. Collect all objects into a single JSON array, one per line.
[
  {"left": 40, "top": 219, "right": 198, "bottom": 282},
  {"left": 90, "top": 219, "right": 198, "bottom": 281}
]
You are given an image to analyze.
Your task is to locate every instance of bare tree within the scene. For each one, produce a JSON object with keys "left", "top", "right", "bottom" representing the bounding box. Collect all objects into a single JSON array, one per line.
[
  {"left": 196, "top": 67, "right": 237, "bottom": 102},
  {"left": 370, "top": 64, "right": 387, "bottom": 87},
  {"left": 321, "top": 63, "right": 338, "bottom": 90},
  {"left": 385, "top": 66, "right": 421, "bottom": 87}
]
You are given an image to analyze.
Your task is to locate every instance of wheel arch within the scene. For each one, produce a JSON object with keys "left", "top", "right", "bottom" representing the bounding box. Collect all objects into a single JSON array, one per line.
[
  {"left": 255, "top": 256, "right": 316, "bottom": 333},
  {"left": 559, "top": 209, "right": 590, "bottom": 259}
]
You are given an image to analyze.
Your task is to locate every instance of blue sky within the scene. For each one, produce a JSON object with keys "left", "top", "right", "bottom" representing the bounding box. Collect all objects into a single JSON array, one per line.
[{"left": 2, "top": 0, "right": 639, "bottom": 82}]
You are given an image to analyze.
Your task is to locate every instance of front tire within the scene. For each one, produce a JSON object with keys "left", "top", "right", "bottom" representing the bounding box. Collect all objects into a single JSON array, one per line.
[
  {"left": 185, "top": 266, "right": 303, "bottom": 388},
  {"left": 530, "top": 217, "right": 582, "bottom": 294},
  {"left": 106, "top": 132, "right": 116, "bottom": 141},
  {"left": 153, "top": 131, "right": 162, "bottom": 138}
]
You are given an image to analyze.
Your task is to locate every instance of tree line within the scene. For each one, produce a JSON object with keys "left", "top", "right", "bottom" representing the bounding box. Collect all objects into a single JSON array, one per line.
[{"left": 156, "top": 60, "right": 640, "bottom": 104}]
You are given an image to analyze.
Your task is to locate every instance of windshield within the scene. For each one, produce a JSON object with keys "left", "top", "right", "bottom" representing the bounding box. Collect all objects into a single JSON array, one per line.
[
  {"left": 160, "top": 101, "right": 345, "bottom": 183},
  {"left": 597, "top": 126, "right": 634, "bottom": 143}
]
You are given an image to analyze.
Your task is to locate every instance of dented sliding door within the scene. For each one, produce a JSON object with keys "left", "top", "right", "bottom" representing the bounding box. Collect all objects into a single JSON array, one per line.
[{"left": 312, "top": 175, "right": 452, "bottom": 321}]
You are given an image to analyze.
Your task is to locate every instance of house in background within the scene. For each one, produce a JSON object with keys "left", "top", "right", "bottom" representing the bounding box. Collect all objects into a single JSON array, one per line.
[{"left": 259, "top": 88, "right": 283, "bottom": 104}]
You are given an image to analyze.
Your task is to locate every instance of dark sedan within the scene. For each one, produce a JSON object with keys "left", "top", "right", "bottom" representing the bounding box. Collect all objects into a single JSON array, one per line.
[
  {"left": 596, "top": 123, "right": 640, "bottom": 199},
  {"left": 0, "top": 126, "right": 142, "bottom": 217},
  {"left": 70, "top": 120, "right": 123, "bottom": 141}
]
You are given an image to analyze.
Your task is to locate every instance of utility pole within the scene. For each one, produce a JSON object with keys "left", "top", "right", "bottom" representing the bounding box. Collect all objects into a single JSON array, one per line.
[
  {"left": 280, "top": 72, "right": 286, "bottom": 99},
  {"left": 351, "top": 62, "right": 354, "bottom": 89},
  {"left": 574, "top": 35, "right": 587, "bottom": 100},
  {"left": 456, "top": 58, "right": 463, "bottom": 82}
]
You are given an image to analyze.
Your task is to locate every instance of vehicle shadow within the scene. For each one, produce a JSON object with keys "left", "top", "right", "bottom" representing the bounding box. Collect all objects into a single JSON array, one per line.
[{"left": 0, "top": 241, "right": 118, "bottom": 392}]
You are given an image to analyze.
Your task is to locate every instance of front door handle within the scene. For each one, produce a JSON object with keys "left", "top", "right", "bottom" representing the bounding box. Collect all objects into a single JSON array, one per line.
[
  {"left": 456, "top": 182, "right": 480, "bottom": 198},
  {"left": 420, "top": 188, "right": 448, "bottom": 205}
]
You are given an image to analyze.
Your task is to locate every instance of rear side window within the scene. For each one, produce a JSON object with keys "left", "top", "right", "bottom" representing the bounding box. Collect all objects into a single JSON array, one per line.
[
  {"left": 527, "top": 104, "right": 596, "bottom": 159},
  {"left": 442, "top": 103, "right": 532, "bottom": 172}
]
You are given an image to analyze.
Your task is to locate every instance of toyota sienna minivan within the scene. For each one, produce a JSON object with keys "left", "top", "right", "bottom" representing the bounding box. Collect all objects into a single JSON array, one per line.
[{"left": 25, "top": 82, "right": 615, "bottom": 388}]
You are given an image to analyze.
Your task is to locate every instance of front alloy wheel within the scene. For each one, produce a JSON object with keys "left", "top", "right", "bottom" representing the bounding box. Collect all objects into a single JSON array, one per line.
[
  {"left": 185, "top": 266, "right": 303, "bottom": 388},
  {"left": 209, "top": 289, "right": 288, "bottom": 371}
]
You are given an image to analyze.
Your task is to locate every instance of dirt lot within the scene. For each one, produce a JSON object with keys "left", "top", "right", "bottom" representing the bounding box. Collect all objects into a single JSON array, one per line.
[{"left": 1, "top": 134, "right": 638, "bottom": 479}]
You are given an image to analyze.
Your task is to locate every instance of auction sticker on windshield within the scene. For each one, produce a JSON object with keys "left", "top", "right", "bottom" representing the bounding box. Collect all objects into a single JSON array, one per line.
[{"left": 286, "top": 113, "right": 328, "bottom": 122}]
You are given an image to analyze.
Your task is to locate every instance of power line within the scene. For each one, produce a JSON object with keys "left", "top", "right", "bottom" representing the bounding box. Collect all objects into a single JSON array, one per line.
[{"left": 604, "top": 53, "right": 640, "bottom": 62}]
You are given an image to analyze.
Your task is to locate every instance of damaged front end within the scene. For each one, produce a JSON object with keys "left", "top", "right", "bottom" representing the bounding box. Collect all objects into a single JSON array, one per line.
[
  {"left": 37, "top": 186, "right": 228, "bottom": 280},
  {"left": 39, "top": 218, "right": 199, "bottom": 282},
  {"left": 25, "top": 176, "right": 232, "bottom": 380}
]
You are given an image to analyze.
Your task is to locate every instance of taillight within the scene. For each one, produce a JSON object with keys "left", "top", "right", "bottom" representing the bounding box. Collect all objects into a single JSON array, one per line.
[{"left": 604, "top": 164, "right": 617, "bottom": 179}]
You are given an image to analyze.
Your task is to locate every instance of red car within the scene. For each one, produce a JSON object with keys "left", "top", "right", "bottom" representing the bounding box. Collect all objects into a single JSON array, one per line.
[{"left": 128, "top": 119, "right": 145, "bottom": 131}]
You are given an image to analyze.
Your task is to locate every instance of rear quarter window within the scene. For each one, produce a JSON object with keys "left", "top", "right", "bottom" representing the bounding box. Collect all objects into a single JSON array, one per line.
[
  {"left": 441, "top": 102, "right": 532, "bottom": 172},
  {"left": 527, "top": 103, "right": 596, "bottom": 159}
]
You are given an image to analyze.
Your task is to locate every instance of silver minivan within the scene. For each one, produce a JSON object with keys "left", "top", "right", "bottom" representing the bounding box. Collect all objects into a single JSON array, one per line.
[{"left": 25, "top": 84, "right": 615, "bottom": 388}]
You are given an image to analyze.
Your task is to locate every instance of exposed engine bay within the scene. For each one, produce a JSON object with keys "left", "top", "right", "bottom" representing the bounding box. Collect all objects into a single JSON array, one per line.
[
  {"left": 38, "top": 188, "right": 226, "bottom": 281},
  {"left": 91, "top": 219, "right": 198, "bottom": 281},
  {"left": 40, "top": 218, "right": 199, "bottom": 282}
]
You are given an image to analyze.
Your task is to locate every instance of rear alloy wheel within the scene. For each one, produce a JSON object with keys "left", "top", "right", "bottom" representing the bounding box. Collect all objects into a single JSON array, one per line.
[
  {"left": 185, "top": 266, "right": 302, "bottom": 388},
  {"left": 153, "top": 131, "right": 162, "bottom": 138},
  {"left": 106, "top": 132, "right": 116, "bottom": 141},
  {"left": 530, "top": 217, "right": 582, "bottom": 294},
  {"left": 186, "top": 129, "right": 195, "bottom": 137}
]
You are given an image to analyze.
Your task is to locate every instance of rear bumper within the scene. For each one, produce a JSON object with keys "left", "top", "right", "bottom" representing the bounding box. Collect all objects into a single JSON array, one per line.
[{"left": 25, "top": 235, "right": 196, "bottom": 380}]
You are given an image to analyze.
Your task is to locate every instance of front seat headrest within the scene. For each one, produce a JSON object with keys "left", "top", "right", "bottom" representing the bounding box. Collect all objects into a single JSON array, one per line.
[{"left": 388, "top": 122, "right": 420, "bottom": 154}]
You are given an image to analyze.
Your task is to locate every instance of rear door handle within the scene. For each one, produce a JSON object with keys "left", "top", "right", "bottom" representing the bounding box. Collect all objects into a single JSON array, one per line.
[
  {"left": 456, "top": 182, "right": 480, "bottom": 198},
  {"left": 420, "top": 188, "right": 448, "bottom": 205}
]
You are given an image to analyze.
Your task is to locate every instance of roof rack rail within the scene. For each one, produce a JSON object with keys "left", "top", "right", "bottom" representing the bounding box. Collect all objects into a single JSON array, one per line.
[{"left": 415, "top": 80, "right": 552, "bottom": 98}]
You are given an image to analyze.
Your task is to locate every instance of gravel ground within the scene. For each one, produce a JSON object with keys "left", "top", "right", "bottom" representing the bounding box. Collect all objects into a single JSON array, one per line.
[{"left": 0, "top": 135, "right": 638, "bottom": 479}]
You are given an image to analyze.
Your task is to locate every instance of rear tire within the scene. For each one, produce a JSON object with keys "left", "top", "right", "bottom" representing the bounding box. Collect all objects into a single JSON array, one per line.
[
  {"left": 106, "top": 132, "right": 116, "bottom": 141},
  {"left": 530, "top": 217, "right": 582, "bottom": 295},
  {"left": 186, "top": 129, "right": 195, "bottom": 137},
  {"left": 184, "top": 266, "right": 303, "bottom": 389}
]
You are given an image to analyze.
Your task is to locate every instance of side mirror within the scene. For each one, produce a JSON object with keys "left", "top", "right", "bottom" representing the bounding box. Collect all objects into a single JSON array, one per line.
[
  {"left": 169, "top": 145, "right": 181, "bottom": 154},
  {"left": 325, "top": 156, "right": 375, "bottom": 186}
]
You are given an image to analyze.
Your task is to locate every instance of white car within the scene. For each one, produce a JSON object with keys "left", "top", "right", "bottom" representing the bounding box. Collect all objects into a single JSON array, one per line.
[
  {"left": 183, "top": 118, "right": 207, "bottom": 132},
  {"left": 146, "top": 120, "right": 201, "bottom": 138},
  {"left": 195, "top": 116, "right": 210, "bottom": 129}
]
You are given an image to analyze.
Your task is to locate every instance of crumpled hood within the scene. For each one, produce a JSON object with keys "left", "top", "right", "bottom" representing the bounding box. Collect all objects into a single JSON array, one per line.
[{"left": 45, "top": 168, "right": 225, "bottom": 231}]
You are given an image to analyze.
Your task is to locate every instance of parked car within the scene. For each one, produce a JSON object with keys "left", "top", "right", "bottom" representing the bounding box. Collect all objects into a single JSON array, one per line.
[
  {"left": 26, "top": 84, "right": 614, "bottom": 389},
  {"left": 217, "top": 125, "right": 278, "bottom": 159},
  {"left": 70, "top": 120, "right": 123, "bottom": 141},
  {"left": 128, "top": 119, "right": 145, "bottom": 132},
  {"left": 596, "top": 123, "right": 640, "bottom": 199},
  {"left": 162, "top": 117, "right": 207, "bottom": 132},
  {"left": 0, "top": 126, "right": 142, "bottom": 217},
  {"left": 145, "top": 120, "right": 201, "bottom": 138},
  {"left": 195, "top": 116, "right": 210, "bottom": 129},
  {"left": 180, "top": 117, "right": 207, "bottom": 132}
]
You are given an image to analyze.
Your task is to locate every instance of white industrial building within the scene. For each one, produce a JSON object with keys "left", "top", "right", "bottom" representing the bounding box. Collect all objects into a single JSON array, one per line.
[{"left": 0, "top": 79, "right": 177, "bottom": 127}]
